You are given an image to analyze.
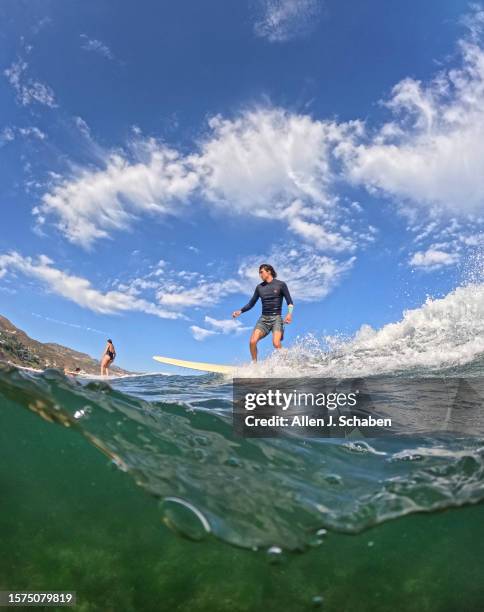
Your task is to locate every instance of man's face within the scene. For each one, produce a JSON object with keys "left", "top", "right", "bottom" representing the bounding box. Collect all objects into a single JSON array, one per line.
[{"left": 259, "top": 268, "right": 271, "bottom": 282}]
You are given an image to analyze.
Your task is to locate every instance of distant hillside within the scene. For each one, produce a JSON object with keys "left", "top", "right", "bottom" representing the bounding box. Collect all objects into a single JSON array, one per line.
[{"left": 0, "top": 315, "right": 132, "bottom": 375}]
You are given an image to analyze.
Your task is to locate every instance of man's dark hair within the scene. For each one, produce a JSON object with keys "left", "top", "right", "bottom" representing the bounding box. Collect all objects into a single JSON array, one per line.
[{"left": 259, "top": 263, "right": 277, "bottom": 278}]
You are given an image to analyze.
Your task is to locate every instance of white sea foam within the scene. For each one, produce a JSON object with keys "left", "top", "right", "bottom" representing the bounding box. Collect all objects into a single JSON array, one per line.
[{"left": 78, "top": 371, "right": 171, "bottom": 381}]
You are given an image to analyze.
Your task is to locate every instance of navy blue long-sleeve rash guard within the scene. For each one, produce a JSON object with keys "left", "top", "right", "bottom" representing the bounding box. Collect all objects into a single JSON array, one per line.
[{"left": 240, "top": 279, "right": 293, "bottom": 316}]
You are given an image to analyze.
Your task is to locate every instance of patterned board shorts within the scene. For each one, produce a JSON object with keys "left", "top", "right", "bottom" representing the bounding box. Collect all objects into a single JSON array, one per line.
[{"left": 254, "top": 314, "right": 284, "bottom": 338}]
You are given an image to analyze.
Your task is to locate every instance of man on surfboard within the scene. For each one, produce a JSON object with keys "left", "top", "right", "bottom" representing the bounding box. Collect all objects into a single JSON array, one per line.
[{"left": 232, "top": 264, "right": 294, "bottom": 362}]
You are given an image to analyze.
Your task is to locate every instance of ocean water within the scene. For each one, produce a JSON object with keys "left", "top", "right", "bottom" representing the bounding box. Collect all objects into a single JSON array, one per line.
[{"left": 1, "top": 282, "right": 484, "bottom": 611}]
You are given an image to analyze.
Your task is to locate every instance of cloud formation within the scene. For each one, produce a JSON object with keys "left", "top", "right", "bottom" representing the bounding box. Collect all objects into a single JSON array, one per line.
[
  {"left": 0, "top": 251, "right": 182, "bottom": 319},
  {"left": 0, "top": 125, "right": 46, "bottom": 147},
  {"left": 80, "top": 34, "right": 115, "bottom": 60},
  {"left": 4, "top": 58, "right": 56, "bottom": 107},
  {"left": 339, "top": 5, "right": 484, "bottom": 215},
  {"left": 252, "top": 0, "right": 323, "bottom": 42},
  {"left": 21, "top": 4, "right": 484, "bottom": 280},
  {"left": 36, "top": 108, "right": 362, "bottom": 252},
  {"left": 189, "top": 325, "right": 218, "bottom": 341},
  {"left": 36, "top": 141, "right": 200, "bottom": 247},
  {"left": 190, "top": 316, "right": 251, "bottom": 341},
  {"left": 195, "top": 109, "right": 361, "bottom": 252},
  {"left": 409, "top": 248, "right": 459, "bottom": 271}
]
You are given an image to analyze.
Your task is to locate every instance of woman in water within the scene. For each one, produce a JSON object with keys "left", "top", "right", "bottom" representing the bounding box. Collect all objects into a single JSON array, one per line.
[{"left": 100, "top": 339, "right": 116, "bottom": 376}]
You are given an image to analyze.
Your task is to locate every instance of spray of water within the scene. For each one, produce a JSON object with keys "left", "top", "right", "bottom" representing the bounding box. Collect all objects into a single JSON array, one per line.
[{"left": 233, "top": 281, "right": 484, "bottom": 378}]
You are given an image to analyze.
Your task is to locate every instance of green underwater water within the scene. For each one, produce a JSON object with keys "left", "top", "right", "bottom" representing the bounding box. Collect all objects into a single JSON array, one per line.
[{"left": 1, "top": 392, "right": 484, "bottom": 612}]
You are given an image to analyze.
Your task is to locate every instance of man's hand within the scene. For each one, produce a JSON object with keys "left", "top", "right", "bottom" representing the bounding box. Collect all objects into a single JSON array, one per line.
[
  {"left": 232, "top": 310, "right": 242, "bottom": 318},
  {"left": 284, "top": 313, "right": 292, "bottom": 324}
]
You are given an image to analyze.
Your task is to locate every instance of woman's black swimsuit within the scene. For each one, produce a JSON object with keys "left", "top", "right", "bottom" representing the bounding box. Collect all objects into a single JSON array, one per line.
[{"left": 106, "top": 349, "right": 115, "bottom": 361}]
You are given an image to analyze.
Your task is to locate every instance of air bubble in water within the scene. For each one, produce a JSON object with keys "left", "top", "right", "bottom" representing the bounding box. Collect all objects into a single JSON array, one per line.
[
  {"left": 325, "top": 473, "right": 342, "bottom": 485},
  {"left": 266, "top": 545, "right": 284, "bottom": 564},
  {"left": 160, "top": 497, "right": 211, "bottom": 541}
]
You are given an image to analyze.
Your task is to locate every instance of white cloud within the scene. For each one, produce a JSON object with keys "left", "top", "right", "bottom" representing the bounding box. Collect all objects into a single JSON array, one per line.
[
  {"left": 197, "top": 109, "right": 341, "bottom": 212},
  {"left": 0, "top": 127, "right": 15, "bottom": 145},
  {"left": 74, "top": 116, "right": 92, "bottom": 139},
  {"left": 0, "top": 125, "right": 46, "bottom": 146},
  {"left": 80, "top": 34, "right": 115, "bottom": 60},
  {"left": 18, "top": 126, "right": 46, "bottom": 139},
  {"left": 204, "top": 316, "right": 251, "bottom": 334},
  {"left": 288, "top": 215, "right": 354, "bottom": 252},
  {"left": 70, "top": 116, "right": 109, "bottom": 164},
  {"left": 460, "top": 233, "right": 483, "bottom": 246},
  {"left": 36, "top": 107, "right": 362, "bottom": 252},
  {"left": 36, "top": 141, "right": 200, "bottom": 247},
  {"left": 157, "top": 278, "right": 242, "bottom": 309},
  {"left": 13, "top": 5, "right": 484, "bottom": 261},
  {"left": 4, "top": 58, "right": 56, "bottom": 108},
  {"left": 340, "top": 7, "right": 484, "bottom": 216},
  {"left": 190, "top": 325, "right": 217, "bottom": 341},
  {"left": 196, "top": 108, "right": 361, "bottom": 251},
  {"left": 409, "top": 248, "right": 459, "bottom": 271},
  {"left": 0, "top": 251, "right": 182, "bottom": 319},
  {"left": 190, "top": 316, "right": 251, "bottom": 341},
  {"left": 252, "top": 0, "right": 323, "bottom": 42},
  {"left": 32, "top": 17, "right": 52, "bottom": 35}
]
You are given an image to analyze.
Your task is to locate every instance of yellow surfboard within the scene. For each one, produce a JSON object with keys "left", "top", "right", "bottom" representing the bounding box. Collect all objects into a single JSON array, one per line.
[{"left": 153, "top": 355, "right": 234, "bottom": 374}]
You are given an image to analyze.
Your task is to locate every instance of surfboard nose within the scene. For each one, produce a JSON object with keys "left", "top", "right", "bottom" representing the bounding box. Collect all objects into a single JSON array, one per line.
[{"left": 153, "top": 355, "right": 234, "bottom": 375}]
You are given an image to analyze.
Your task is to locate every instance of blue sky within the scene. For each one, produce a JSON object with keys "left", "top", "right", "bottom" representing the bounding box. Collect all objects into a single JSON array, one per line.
[{"left": 1, "top": 0, "right": 483, "bottom": 372}]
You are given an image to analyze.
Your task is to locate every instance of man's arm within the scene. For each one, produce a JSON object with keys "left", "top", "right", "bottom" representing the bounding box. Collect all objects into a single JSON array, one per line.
[
  {"left": 233, "top": 287, "right": 259, "bottom": 318},
  {"left": 281, "top": 282, "right": 293, "bottom": 307},
  {"left": 282, "top": 282, "right": 294, "bottom": 323}
]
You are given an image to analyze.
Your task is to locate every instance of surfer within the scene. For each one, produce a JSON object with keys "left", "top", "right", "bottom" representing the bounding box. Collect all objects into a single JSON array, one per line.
[
  {"left": 100, "top": 339, "right": 116, "bottom": 376},
  {"left": 232, "top": 264, "right": 294, "bottom": 362},
  {"left": 64, "top": 367, "right": 81, "bottom": 376}
]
